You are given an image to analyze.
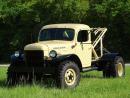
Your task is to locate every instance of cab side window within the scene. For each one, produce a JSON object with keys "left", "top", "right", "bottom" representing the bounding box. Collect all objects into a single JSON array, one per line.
[{"left": 77, "top": 30, "right": 88, "bottom": 42}]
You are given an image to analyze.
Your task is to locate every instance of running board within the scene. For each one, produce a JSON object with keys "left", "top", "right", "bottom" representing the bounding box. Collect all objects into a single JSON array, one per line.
[{"left": 82, "top": 67, "right": 98, "bottom": 72}]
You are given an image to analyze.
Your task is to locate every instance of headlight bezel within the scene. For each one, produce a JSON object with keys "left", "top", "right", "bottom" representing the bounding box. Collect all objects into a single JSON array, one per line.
[
  {"left": 14, "top": 51, "right": 20, "bottom": 57},
  {"left": 49, "top": 50, "right": 57, "bottom": 58}
]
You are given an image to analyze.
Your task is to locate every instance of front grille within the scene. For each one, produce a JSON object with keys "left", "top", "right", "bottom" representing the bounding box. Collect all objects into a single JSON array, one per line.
[{"left": 24, "top": 50, "right": 44, "bottom": 67}]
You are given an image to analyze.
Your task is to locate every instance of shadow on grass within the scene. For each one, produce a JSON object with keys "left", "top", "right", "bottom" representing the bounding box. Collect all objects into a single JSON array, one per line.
[
  {"left": 33, "top": 78, "right": 57, "bottom": 88},
  {"left": 0, "top": 74, "right": 105, "bottom": 88},
  {"left": 81, "top": 74, "right": 103, "bottom": 79},
  {"left": 0, "top": 78, "right": 57, "bottom": 88}
]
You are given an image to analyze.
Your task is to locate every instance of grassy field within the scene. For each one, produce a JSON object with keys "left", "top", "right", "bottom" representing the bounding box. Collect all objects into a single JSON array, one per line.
[{"left": 0, "top": 66, "right": 130, "bottom": 98}]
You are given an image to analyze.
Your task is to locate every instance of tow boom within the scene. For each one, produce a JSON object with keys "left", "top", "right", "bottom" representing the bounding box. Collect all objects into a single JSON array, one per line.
[{"left": 90, "top": 28, "right": 109, "bottom": 60}]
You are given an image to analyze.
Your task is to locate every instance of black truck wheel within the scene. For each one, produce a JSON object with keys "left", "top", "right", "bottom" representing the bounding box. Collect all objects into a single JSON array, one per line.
[
  {"left": 56, "top": 60, "right": 80, "bottom": 88},
  {"left": 7, "top": 66, "right": 32, "bottom": 86},
  {"left": 103, "top": 56, "right": 125, "bottom": 78},
  {"left": 7, "top": 72, "right": 33, "bottom": 86},
  {"left": 7, "top": 71, "right": 18, "bottom": 86}
]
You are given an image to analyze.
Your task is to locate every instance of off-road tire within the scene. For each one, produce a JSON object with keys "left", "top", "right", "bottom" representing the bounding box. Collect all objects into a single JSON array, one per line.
[
  {"left": 7, "top": 66, "right": 32, "bottom": 86},
  {"left": 7, "top": 71, "right": 18, "bottom": 86},
  {"left": 56, "top": 60, "right": 80, "bottom": 88},
  {"left": 103, "top": 56, "right": 125, "bottom": 78}
]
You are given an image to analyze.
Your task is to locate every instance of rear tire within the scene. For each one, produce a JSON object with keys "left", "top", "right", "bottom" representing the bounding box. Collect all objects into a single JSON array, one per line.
[
  {"left": 103, "top": 56, "right": 125, "bottom": 78},
  {"left": 56, "top": 60, "right": 80, "bottom": 88}
]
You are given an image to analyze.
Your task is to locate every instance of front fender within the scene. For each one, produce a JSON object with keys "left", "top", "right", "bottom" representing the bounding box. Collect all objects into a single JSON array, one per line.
[
  {"left": 52, "top": 54, "right": 72, "bottom": 62},
  {"left": 101, "top": 53, "right": 121, "bottom": 61}
]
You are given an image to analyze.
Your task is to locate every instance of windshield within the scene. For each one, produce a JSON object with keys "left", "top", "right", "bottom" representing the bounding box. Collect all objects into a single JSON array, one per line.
[{"left": 39, "top": 28, "right": 75, "bottom": 41}]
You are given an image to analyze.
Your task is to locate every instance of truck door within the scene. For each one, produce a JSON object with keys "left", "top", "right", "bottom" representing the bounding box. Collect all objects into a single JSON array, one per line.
[{"left": 76, "top": 30, "right": 92, "bottom": 68}]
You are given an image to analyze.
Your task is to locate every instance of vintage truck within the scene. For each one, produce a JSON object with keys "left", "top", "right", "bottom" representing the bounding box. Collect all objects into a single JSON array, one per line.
[{"left": 7, "top": 24, "right": 125, "bottom": 88}]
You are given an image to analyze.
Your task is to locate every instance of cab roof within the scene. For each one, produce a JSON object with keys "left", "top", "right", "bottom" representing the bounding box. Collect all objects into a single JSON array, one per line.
[{"left": 42, "top": 23, "right": 91, "bottom": 30}]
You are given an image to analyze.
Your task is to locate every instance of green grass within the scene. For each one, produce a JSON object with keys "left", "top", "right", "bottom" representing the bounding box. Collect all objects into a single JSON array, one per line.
[{"left": 0, "top": 66, "right": 130, "bottom": 98}]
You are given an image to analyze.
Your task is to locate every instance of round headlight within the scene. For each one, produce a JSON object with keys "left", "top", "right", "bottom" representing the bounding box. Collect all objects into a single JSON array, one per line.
[
  {"left": 14, "top": 51, "right": 20, "bottom": 57},
  {"left": 49, "top": 50, "right": 57, "bottom": 58}
]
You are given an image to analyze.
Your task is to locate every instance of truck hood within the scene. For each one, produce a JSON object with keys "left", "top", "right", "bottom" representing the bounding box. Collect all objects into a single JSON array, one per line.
[
  {"left": 38, "top": 41, "right": 73, "bottom": 51},
  {"left": 24, "top": 43, "right": 49, "bottom": 51},
  {"left": 24, "top": 41, "right": 74, "bottom": 51}
]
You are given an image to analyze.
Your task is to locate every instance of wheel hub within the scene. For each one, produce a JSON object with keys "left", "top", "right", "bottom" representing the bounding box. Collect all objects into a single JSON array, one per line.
[
  {"left": 65, "top": 69, "right": 76, "bottom": 85},
  {"left": 117, "top": 62, "right": 123, "bottom": 77}
]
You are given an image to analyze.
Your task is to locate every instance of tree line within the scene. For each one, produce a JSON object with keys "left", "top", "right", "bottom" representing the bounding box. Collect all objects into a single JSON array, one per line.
[{"left": 0, "top": 0, "right": 130, "bottom": 62}]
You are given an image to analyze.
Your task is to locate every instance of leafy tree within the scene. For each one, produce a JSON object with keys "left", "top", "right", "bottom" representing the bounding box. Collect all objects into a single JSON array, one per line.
[
  {"left": 0, "top": 0, "right": 130, "bottom": 62},
  {"left": 87, "top": 0, "right": 130, "bottom": 60}
]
